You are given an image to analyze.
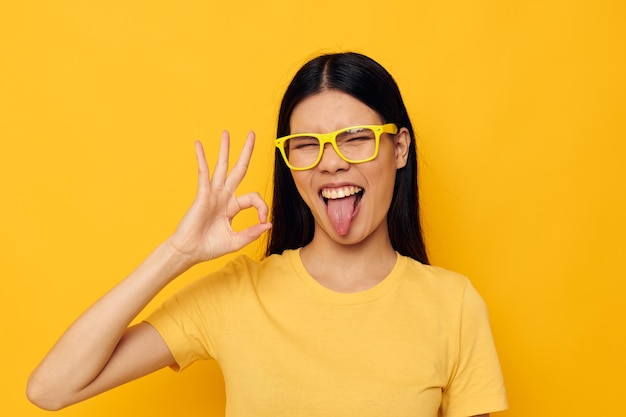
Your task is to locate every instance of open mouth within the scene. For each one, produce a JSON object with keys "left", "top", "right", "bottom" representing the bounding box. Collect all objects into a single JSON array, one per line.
[
  {"left": 320, "top": 186, "right": 364, "bottom": 236},
  {"left": 320, "top": 186, "right": 364, "bottom": 206}
]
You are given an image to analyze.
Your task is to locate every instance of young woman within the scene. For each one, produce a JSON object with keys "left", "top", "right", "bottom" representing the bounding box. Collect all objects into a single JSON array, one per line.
[{"left": 28, "top": 52, "right": 507, "bottom": 417}]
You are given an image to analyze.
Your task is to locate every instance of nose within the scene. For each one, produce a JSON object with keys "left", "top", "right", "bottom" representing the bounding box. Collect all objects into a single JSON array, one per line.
[{"left": 316, "top": 143, "right": 350, "bottom": 172}]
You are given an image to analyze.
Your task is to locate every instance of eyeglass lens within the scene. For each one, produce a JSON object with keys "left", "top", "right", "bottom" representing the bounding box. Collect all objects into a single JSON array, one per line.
[{"left": 285, "top": 127, "right": 377, "bottom": 168}]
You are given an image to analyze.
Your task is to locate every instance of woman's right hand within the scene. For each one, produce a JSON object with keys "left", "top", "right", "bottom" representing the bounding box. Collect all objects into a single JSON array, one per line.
[
  {"left": 27, "top": 130, "right": 271, "bottom": 410},
  {"left": 166, "top": 130, "right": 272, "bottom": 265}
]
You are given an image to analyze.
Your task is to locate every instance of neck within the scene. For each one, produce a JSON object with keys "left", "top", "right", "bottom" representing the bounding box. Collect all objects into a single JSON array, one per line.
[{"left": 299, "top": 227, "right": 397, "bottom": 293}]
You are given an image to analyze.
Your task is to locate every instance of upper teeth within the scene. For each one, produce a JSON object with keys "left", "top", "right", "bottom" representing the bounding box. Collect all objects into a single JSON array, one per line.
[{"left": 321, "top": 186, "right": 362, "bottom": 200}]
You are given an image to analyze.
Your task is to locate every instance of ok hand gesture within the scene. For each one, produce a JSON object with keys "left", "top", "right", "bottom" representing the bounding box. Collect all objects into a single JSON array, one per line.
[{"left": 167, "top": 131, "right": 272, "bottom": 264}]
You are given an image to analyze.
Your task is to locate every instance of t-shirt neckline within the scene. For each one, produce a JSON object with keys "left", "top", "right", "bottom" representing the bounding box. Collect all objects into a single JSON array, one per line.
[{"left": 284, "top": 248, "right": 406, "bottom": 305}]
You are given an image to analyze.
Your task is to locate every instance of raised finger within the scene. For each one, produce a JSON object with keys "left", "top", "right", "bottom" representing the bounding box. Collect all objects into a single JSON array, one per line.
[
  {"left": 225, "top": 131, "right": 255, "bottom": 190},
  {"left": 211, "top": 130, "right": 231, "bottom": 186},
  {"left": 194, "top": 140, "right": 211, "bottom": 199}
]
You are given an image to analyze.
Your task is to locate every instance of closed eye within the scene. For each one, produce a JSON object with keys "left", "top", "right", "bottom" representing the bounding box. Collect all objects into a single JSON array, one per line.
[{"left": 289, "top": 137, "right": 320, "bottom": 151}]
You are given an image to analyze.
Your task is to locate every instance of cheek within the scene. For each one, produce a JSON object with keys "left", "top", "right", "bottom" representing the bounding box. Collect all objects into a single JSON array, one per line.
[
  {"left": 373, "top": 149, "right": 399, "bottom": 184},
  {"left": 290, "top": 172, "right": 315, "bottom": 204},
  {"left": 367, "top": 161, "right": 398, "bottom": 203}
]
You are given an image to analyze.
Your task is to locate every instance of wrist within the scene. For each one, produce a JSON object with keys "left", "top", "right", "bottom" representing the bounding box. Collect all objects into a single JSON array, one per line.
[{"left": 160, "top": 238, "right": 200, "bottom": 272}]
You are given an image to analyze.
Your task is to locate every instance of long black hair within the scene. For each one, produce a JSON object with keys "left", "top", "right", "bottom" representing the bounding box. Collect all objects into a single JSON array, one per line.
[{"left": 265, "top": 52, "right": 428, "bottom": 264}]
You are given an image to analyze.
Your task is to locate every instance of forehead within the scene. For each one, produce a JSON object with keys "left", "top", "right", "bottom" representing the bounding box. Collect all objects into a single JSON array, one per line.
[{"left": 289, "top": 90, "right": 382, "bottom": 134}]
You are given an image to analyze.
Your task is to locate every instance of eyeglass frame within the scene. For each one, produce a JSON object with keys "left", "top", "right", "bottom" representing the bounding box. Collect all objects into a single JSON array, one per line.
[{"left": 274, "top": 123, "right": 399, "bottom": 171}]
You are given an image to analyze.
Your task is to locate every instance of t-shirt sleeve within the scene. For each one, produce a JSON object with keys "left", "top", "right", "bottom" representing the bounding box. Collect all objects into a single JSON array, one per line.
[
  {"left": 440, "top": 281, "right": 508, "bottom": 417},
  {"left": 144, "top": 259, "right": 243, "bottom": 371}
]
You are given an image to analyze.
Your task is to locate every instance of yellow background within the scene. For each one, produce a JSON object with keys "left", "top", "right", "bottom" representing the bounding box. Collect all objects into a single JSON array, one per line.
[{"left": 1, "top": 1, "right": 624, "bottom": 416}]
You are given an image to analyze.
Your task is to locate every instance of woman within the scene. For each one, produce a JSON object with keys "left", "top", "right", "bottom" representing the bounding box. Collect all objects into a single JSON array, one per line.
[{"left": 27, "top": 52, "right": 507, "bottom": 416}]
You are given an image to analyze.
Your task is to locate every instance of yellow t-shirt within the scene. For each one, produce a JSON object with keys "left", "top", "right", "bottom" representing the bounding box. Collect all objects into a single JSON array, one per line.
[{"left": 145, "top": 249, "right": 507, "bottom": 417}]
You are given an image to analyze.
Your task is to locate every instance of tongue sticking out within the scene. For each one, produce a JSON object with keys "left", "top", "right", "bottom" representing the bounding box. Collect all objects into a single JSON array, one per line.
[{"left": 327, "top": 195, "right": 357, "bottom": 236}]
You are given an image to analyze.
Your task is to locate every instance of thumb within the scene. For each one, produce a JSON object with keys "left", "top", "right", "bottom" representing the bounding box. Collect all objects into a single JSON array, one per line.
[{"left": 231, "top": 222, "right": 273, "bottom": 250}]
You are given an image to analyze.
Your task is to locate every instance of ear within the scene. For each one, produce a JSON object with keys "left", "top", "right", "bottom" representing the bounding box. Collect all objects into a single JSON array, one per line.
[{"left": 393, "top": 127, "right": 411, "bottom": 169}]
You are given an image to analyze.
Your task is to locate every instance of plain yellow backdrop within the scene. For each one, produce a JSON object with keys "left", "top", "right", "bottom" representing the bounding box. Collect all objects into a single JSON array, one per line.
[{"left": 2, "top": 1, "right": 624, "bottom": 416}]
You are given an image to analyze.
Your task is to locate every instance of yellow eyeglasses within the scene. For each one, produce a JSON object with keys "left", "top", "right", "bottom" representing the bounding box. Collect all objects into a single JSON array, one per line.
[{"left": 275, "top": 123, "right": 398, "bottom": 170}]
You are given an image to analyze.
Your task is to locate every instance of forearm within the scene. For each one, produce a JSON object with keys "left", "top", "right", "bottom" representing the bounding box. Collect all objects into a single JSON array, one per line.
[
  {"left": 28, "top": 134, "right": 270, "bottom": 409},
  {"left": 27, "top": 240, "right": 192, "bottom": 405}
]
